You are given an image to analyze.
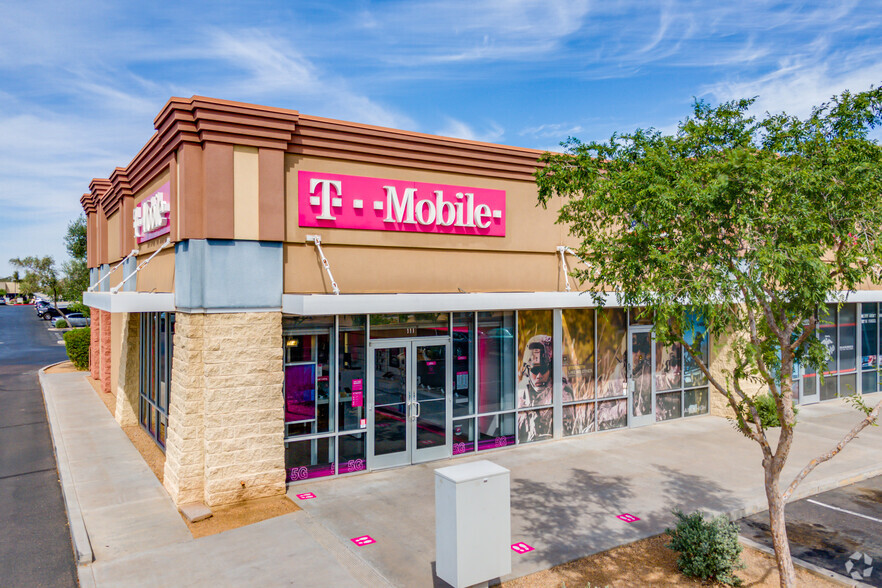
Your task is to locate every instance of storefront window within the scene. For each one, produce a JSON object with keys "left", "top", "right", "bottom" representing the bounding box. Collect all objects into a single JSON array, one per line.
[
  {"left": 338, "top": 315, "right": 367, "bottom": 432},
  {"left": 452, "top": 313, "right": 475, "bottom": 417},
  {"left": 838, "top": 304, "right": 857, "bottom": 397},
  {"left": 683, "top": 318, "right": 709, "bottom": 389},
  {"left": 597, "top": 308, "right": 627, "bottom": 399},
  {"left": 478, "top": 412, "right": 515, "bottom": 450},
  {"left": 561, "top": 308, "right": 596, "bottom": 436},
  {"left": 285, "top": 437, "right": 335, "bottom": 482},
  {"left": 472, "top": 311, "right": 516, "bottom": 452},
  {"left": 861, "top": 303, "right": 878, "bottom": 393},
  {"left": 452, "top": 418, "right": 476, "bottom": 455},
  {"left": 369, "top": 313, "right": 449, "bottom": 338},
  {"left": 684, "top": 387, "right": 709, "bottom": 416},
  {"left": 562, "top": 309, "right": 595, "bottom": 402},
  {"left": 656, "top": 391, "right": 682, "bottom": 421},
  {"left": 562, "top": 402, "right": 595, "bottom": 436},
  {"left": 820, "top": 306, "right": 838, "bottom": 400},
  {"left": 139, "top": 312, "right": 174, "bottom": 450},
  {"left": 283, "top": 317, "right": 333, "bottom": 437},
  {"left": 477, "top": 311, "right": 515, "bottom": 414},
  {"left": 338, "top": 433, "right": 366, "bottom": 475},
  {"left": 597, "top": 399, "right": 627, "bottom": 430},
  {"left": 517, "top": 310, "right": 554, "bottom": 443}
]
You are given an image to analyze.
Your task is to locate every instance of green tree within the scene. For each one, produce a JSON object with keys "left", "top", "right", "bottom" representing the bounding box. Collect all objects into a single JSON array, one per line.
[
  {"left": 536, "top": 86, "right": 882, "bottom": 588},
  {"left": 61, "top": 215, "right": 89, "bottom": 302},
  {"left": 9, "top": 256, "right": 60, "bottom": 306}
]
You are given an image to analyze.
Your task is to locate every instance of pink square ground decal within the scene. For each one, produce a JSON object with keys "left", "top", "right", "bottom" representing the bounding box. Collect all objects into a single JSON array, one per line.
[
  {"left": 617, "top": 513, "right": 640, "bottom": 523},
  {"left": 351, "top": 535, "right": 376, "bottom": 546},
  {"left": 511, "top": 542, "right": 534, "bottom": 554},
  {"left": 296, "top": 492, "right": 316, "bottom": 500}
]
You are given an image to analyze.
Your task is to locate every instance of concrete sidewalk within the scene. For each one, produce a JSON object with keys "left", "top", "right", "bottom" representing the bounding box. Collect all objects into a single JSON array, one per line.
[
  {"left": 41, "top": 369, "right": 881, "bottom": 587},
  {"left": 40, "top": 370, "right": 383, "bottom": 588}
]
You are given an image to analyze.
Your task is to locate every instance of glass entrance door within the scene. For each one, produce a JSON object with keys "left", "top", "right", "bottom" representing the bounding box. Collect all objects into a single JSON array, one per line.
[
  {"left": 369, "top": 339, "right": 450, "bottom": 469},
  {"left": 628, "top": 327, "right": 654, "bottom": 427}
]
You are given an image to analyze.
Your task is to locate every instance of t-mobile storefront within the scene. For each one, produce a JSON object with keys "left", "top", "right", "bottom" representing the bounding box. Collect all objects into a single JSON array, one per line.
[
  {"left": 80, "top": 96, "right": 881, "bottom": 508},
  {"left": 281, "top": 304, "right": 713, "bottom": 483}
]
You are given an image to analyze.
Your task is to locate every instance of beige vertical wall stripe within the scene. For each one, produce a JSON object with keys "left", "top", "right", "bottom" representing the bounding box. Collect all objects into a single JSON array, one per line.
[{"left": 233, "top": 146, "right": 260, "bottom": 240}]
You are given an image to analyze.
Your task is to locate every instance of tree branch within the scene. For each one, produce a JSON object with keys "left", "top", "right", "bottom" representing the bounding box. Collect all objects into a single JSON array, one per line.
[{"left": 783, "top": 397, "right": 882, "bottom": 501}]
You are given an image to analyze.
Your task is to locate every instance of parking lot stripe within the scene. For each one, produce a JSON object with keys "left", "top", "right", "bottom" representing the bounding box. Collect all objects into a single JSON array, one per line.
[{"left": 806, "top": 499, "right": 882, "bottom": 524}]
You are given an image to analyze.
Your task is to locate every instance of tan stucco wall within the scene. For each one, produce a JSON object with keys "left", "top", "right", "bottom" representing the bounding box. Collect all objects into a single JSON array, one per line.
[
  {"left": 106, "top": 211, "right": 121, "bottom": 265},
  {"left": 134, "top": 170, "right": 171, "bottom": 208},
  {"left": 233, "top": 146, "right": 260, "bottom": 240},
  {"left": 135, "top": 247, "right": 175, "bottom": 293},
  {"left": 282, "top": 155, "right": 577, "bottom": 294}
]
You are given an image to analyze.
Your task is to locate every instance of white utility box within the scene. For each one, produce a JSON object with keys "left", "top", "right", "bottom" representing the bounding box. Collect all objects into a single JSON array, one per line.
[{"left": 435, "top": 460, "right": 511, "bottom": 588}]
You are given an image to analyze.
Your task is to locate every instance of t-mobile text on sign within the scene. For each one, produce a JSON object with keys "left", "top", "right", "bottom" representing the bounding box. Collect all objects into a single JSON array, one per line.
[{"left": 298, "top": 171, "right": 505, "bottom": 236}]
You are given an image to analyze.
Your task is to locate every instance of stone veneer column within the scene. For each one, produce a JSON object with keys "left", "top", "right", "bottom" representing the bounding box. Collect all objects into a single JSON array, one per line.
[
  {"left": 163, "top": 313, "right": 206, "bottom": 505},
  {"left": 99, "top": 309, "right": 112, "bottom": 394},
  {"left": 201, "top": 312, "right": 285, "bottom": 506},
  {"left": 707, "top": 331, "right": 765, "bottom": 417},
  {"left": 114, "top": 313, "right": 140, "bottom": 427},
  {"left": 163, "top": 311, "right": 285, "bottom": 507}
]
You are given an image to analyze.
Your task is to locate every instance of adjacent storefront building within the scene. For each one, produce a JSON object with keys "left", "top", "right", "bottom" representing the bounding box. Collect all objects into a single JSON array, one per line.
[{"left": 81, "top": 96, "right": 882, "bottom": 508}]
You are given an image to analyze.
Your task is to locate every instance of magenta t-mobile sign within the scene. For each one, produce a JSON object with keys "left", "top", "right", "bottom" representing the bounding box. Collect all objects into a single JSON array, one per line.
[{"left": 298, "top": 171, "right": 506, "bottom": 236}]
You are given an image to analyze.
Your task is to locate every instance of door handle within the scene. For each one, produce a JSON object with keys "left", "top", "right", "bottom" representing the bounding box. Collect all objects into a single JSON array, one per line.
[{"left": 414, "top": 401, "right": 421, "bottom": 419}]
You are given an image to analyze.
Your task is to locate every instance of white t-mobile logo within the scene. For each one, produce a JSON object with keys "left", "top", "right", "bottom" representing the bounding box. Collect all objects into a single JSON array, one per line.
[{"left": 309, "top": 178, "right": 342, "bottom": 220}]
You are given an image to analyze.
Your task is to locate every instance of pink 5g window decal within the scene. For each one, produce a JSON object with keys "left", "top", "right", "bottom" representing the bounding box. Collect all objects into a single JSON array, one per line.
[{"left": 298, "top": 171, "right": 506, "bottom": 236}]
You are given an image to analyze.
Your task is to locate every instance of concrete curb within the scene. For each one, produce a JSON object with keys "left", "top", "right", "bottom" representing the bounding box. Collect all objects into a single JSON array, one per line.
[
  {"left": 719, "top": 465, "right": 882, "bottom": 522},
  {"left": 738, "top": 535, "right": 871, "bottom": 587},
  {"left": 720, "top": 467, "right": 882, "bottom": 588},
  {"left": 38, "top": 365, "right": 94, "bottom": 567}
]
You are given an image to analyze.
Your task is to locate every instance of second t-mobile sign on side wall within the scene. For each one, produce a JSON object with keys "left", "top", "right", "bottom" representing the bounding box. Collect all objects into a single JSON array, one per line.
[{"left": 298, "top": 171, "right": 506, "bottom": 236}]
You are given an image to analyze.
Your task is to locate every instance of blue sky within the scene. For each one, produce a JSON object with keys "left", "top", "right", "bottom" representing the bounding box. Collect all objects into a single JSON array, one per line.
[{"left": 1, "top": 0, "right": 881, "bottom": 277}]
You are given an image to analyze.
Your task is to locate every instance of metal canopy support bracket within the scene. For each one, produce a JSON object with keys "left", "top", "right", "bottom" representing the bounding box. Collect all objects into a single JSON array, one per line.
[
  {"left": 88, "top": 248, "right": 139, "bottom": 292},
  {"left": 110, "top": 238, "right": 172, "bottom": 294},
  {"left": 557, "top": 246, "right": 590, "bottom": 292},
  {"left": 556, "top": 246, "right": 571, "bottom": 292},
  {"left": 306, "top": 235, "right": 340, "bottom": 295}
]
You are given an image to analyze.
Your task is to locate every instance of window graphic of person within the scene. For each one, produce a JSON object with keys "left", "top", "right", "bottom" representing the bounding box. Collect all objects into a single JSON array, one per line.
[{"left": 518, "top": 335, "right": 554, "bottom": 408}]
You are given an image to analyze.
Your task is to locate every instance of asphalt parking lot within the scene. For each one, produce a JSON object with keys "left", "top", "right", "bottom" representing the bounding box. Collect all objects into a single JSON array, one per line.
[{"left": 740, "top": 475, "right": 881, "bottom": 586}]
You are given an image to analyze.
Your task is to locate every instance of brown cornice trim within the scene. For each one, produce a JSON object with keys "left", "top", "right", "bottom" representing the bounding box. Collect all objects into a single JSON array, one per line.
[
  {"left": 85, "top": 95, "right": 549, "bottom": 222},
  {"left": 292, "top": 114, "right": 545, "bottom": 181},
  {"left": 89, "top": 179, "right": 111, "bottom": 215},
  {"left": 80, "top": 193, "right": 97, "bottom": 214},
  {"left": 101, "top": 167, "right": 133, "bottom": 216}
]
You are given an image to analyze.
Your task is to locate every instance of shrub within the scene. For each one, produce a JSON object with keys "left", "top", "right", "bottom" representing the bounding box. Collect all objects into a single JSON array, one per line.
[
  {"left": 54, "top": 319, "right": 68, "bottom": 329},
  {"left": 66, "top": 302, "right": 90, "bottom": 317},
  {"left": 666, "top": 509, "right": 744, "bottom": 586},
  {"left": 735, "top": 392, "right": 798, "bottom": 428},
  {"left": 64, "top": 327, "right": 90, "bottom": 370}
]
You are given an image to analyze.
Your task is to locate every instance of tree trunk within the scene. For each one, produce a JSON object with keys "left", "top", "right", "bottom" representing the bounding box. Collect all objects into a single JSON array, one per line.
[{"left": 765, "top": 464, "right": 797, "bottom": 587}]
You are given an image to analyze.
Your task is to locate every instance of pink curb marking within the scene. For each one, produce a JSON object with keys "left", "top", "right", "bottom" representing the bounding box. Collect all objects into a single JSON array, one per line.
[
  {"left": 296, "top": 492, "right": 316, "bottom": 500},
  {"left": 617, "top": 513, "right": 640, "bottom": 523},
  {"left": 351, "top": 535, "right": 376, "bottom": 546},
  {"left": 511, "top": 542, "right": 534, "bottom": 554}
]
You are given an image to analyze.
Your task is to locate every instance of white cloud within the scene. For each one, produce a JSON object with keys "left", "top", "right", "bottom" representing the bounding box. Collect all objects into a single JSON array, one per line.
[
  {"left": 521, "top": 123, "right": 584, "bottom": 139},
  {"left": 701, "top": 49, "right": 882, "bottom": 119},
  {"left": 194, "top": 29, "right": 413, "bottom": 128},
  {"left": 350, "top": 0, "right": 593, "bottom": 65},
  {"left": 435, "top": 118, "right": 504, "bottom": 143}
]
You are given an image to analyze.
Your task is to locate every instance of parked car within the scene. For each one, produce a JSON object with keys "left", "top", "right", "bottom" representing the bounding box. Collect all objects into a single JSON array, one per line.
[
  {"left": 0, "top": 298, "right": 6, "bottom": 305},
  {"left": 52, "top": 313, "right": 90, "bottom": 328},
  {"left": 41, "top": 307, "right": 64, "bottom": 321},
  {"left": 35, "top": 300, "right": 51, "bottom": 316}
]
